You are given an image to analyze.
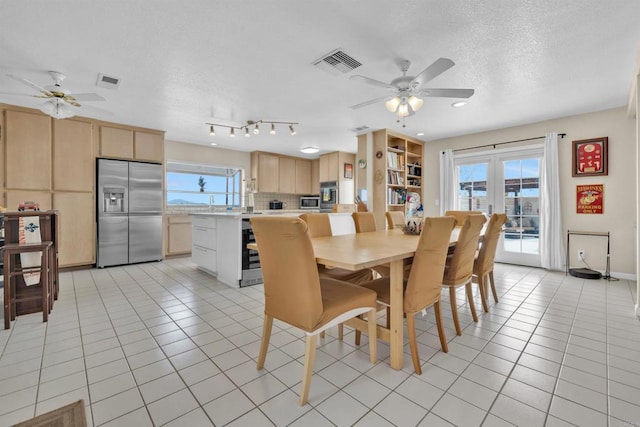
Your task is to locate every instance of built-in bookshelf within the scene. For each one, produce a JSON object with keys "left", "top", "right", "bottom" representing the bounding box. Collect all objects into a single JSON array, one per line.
[{"left": 368, "top": 129, "right": 423, "bottom": 229}]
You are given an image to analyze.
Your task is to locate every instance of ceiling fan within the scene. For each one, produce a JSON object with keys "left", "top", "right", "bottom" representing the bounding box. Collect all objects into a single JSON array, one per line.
[
  {"left": 349, "top": 57, "right": 474, "bottom": 124},
  {"left": 4, "top": 71, "right": 108, "bottom": 119}
]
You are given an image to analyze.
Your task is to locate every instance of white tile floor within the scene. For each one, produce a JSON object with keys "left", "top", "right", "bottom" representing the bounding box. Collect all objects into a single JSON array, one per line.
[{"left": 1, "top": 259, "right": 639, "bottom": 426}]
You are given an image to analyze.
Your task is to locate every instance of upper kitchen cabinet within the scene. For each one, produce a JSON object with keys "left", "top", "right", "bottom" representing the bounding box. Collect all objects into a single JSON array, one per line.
[
  {"left": 295, "top": 159, "right": 312, "bottom": 194},
  {"left": 279, "top": 157, "right": 296, "bottom": 194},
  {"left": 134, "top": 131, "right": 164, "bottom": 163},
  {"left": 251, "top": 152, "right": 279, "bottom": 193},
  {"left": 319, "top": 152, "right": 339, "bottom": 182},
  {"left": 311, "top": 159, "right": 319, "bottom": 194},
  {"left": 54, "top": 192, "right": 95, "bottom": 266},
  {"left": 53, "top": 119, "right": 94, "bottom": 191},
  {"left": 100, "top": 126, "right": 134, "bottom": 159},
  {"left": 5, "top": 110, "right": 51, "bottom": 190}
]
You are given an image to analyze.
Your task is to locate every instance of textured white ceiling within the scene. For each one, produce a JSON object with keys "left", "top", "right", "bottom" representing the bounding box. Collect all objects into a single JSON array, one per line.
[{"left": 1, "top": 1, "right": 639, "bottom": 157}]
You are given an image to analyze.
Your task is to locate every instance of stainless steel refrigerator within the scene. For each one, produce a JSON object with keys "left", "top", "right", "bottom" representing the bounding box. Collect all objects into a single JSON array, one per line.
[{"left": 97, "top": 158, "right": 163, "bottom": 267}]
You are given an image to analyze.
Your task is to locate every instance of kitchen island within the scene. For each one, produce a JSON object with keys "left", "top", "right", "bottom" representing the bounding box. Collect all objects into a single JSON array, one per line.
[{"left": 190, "top": 210, "right": 351, "bottom": 288}]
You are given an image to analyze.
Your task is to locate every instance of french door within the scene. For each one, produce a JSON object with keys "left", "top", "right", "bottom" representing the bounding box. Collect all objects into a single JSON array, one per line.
[{"left": 454, "top": 146, "right": 543, "bottom": 267}]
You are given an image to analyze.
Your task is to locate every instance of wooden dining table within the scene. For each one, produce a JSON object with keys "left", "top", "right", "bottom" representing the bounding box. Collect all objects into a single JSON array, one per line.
[{"left": 249, "top": 226, "right": 464, "bottom": 370}]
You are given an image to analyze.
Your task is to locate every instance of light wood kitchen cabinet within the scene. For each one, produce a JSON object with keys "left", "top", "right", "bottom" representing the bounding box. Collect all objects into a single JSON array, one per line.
[
  {"left": 254, "top": 153, "right": 280, "bottom": 193},
  {"left": 100, "top": 126, "right": 134, "bottom": 159},
  {"left": 165, "top": 214, "right": 192, "bottom": 255},
  {"left": 53, "top": 119, "right": 94, "bottom": 191},
  {"left": 6, "top": 191, "right": 52, "bottom": 211},
  {"left": 295, "top": 160, "right": 312, "bottom": 194},
  {"left": 311, "top": 159, "right": 319, "bottom": 194},
  {"left": 54, "top": 192, "right": 94, "bottom": 266},
  {"left": 5, "top": 110, "right": 51, "bottom": 190},
  {"left": 319, "top": 152, "right": 339, "bottom": 182},
  {"left": 279, "top": 157, "right": 296, "bottom": 194},
  {"left": 134, "top": 131, "right": 164, "bottom": 163}
]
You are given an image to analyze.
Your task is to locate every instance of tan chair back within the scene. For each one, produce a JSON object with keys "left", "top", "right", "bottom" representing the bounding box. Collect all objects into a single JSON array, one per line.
[
  {"left": 405, "top": 217, "right": 457, "bottom": 314},
  {"left": 299, "top": 213, "right": 332, "bottom": 238},
  {"left": 250, "top": 217, "right": 323, "bottom": 331},
  {"left": 443, "top": 214, "right": 486, "bottom": 284},
  {"left": 445, "top": 210, "right": 483, "bottom": 226},
  {"left": 352, "top": 212, "right": 377, "bottom": 233},
  {"left": 474, "top": 213, "right": 507, "bottom": 275},
  {"left": 385, "top": 211, "right": 405, "bottom": 229}
]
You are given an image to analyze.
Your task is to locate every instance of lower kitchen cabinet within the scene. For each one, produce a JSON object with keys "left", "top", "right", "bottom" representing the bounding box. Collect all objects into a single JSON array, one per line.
[
  {"left": 53, "top": 192, "right": 95, "bottom": 266},
  {"left": 165, "top": 214, "right": 192, "bottom": 256},
  {"left": 191, "top": 215, "right": 217, "bottom": 274}
]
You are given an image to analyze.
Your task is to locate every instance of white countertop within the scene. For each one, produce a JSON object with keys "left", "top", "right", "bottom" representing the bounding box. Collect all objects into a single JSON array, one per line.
[{"left": 190, "top": 209, "right": 320, "bottom": 219}]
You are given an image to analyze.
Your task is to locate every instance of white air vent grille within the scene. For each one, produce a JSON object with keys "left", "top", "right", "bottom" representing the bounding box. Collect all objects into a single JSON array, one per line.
[
  {"left": 313, "top": 49, "right": 362, "bottom": 75},
  {"left": 96, "top": 73, "right": 121, "bottom": 89}
]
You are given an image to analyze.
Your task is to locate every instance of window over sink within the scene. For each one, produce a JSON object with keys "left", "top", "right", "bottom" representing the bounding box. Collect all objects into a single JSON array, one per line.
[{"left": 166, "top": 161, "right": 243, "bottom": 208}]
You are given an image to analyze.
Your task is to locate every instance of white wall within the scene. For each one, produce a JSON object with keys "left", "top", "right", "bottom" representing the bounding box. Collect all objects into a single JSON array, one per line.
[
  {"left": 424, "top": 107, "right": 636, "bottom": 276},
  {"left": 165, "top": 140, "right": 251, "bottom": 172}
]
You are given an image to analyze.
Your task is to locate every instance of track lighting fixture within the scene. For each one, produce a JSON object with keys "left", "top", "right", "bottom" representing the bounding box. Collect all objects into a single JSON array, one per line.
[{"left": 204, "top": 119, "right": 298, "bottom": 138}]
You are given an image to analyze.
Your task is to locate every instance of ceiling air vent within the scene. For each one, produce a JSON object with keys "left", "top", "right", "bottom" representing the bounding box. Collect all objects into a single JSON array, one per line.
[
  {"left": 350, "top": 125, "right": 370, "bottom": 133},
  {"left": 313, "top": 48, "right": 362, "bottom": 75},
  {"left": 96, "top": 73, "right": 121, "bottom": 89}
]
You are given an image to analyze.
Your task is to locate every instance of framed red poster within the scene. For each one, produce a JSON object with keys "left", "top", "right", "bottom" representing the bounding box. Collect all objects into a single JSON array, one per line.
[
  {"left": 576, "top": 184, "right": 603, "bottom": 214},
  {"left": 572, "top": 137, "right": 608, "bottom": 177}
]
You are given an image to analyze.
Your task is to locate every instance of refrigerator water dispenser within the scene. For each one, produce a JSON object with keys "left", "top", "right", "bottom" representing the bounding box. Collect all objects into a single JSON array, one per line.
[{"left": 103, "top": 187, "right": 124, "bottom": 213}]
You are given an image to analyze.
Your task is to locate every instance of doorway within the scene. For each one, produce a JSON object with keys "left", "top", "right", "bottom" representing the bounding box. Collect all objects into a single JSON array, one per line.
[{"left": 454, "top": 146, "right": 543, "bottom": 267}]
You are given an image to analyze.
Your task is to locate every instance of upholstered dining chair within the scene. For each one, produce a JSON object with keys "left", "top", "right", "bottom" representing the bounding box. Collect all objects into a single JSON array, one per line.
[
  {"left": 352, "top": 212, "right": 377, "bottom": 233},
  {"left": 444, "top": 210, "right": 484, "bottom": 227},
  {"left": 385, "top": 211, "right": 405, "bottom": 229},
  {"left": 359, "top": 216, "right": 457, "bottom": 374},
  {"left": 442, "top": 214, "right": 486, "bottom": 335},
  {"left": 473, "top": 213, "right": 507, "bottom": 311},
  {"left": 250, "top": 216, "right": 378, "bottom": 405}
]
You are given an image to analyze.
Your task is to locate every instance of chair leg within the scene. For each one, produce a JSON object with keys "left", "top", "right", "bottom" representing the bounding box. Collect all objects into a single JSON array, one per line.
[
  {"left": 434, "top": 301, "right": 448, "bottom": 353},
  {"left": 299, "top": 334, "right": 317, "bottom": 406},
  {"left": 465, "top": 282, "right": 478, "bottom": 322},
  {"left": 257, "top": 314, "right": 273, "bottom": 370},
  {"left": 406, "top": 313, "right": 421, "bottom": 375},
  {"left": 477, "top": 274, "right": 489, "bottom": 313},
  {"left": 449, "top": 287, "right": 462, "bottom": 336},
  {"left": 386, "top": 307, "right": 390, "bottom": 329},
  {"left": 338, "top": 324, "right": 344, "bottom": 340},
  {"left": 489, "top": 271, "right": 499, "bottom": 302},
  {"left": 320, "top": 331, "right": 325, "bottom": 339},
  {"left": 355, "top": 329, "right": 361, "bottom": 345},
  {"left": 367, "top": 308, "right": 377, "bottom": 364}
]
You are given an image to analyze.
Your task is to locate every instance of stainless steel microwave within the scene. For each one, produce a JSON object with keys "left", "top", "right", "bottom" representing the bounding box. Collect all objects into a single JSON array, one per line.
[{"left": 299, "top": 196, "right": 320, "bottom": 209}]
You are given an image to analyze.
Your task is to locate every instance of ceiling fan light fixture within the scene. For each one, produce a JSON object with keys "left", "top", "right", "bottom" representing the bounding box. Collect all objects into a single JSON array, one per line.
[
  {"left": 40, "top": 99, "right": 74, "bottom": 119},
  {"left": 397, "top": 103, "right": 411, "bottom": 117},
  {"left": 385, "top": 97, "right": 401, "bottom": 113},
  {"left": 300, "top": 146, "right": 319, "bottom": 154},
  {"left": 407, "top": 96, "right": 424, "bottom": 111}
]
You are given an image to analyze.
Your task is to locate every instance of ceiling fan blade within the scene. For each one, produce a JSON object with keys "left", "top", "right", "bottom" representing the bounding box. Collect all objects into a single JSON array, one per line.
[
  {"left": 0, "top": 92, "right": 39, "bottom": 97},
  {"left": 71, "top": 93, "right": 106, "bottom": 102},
  {"left": 410, "top": 58, "right": 455, "bottom": 87},
  {"left": 349, "top": 95, "right": 392, "bottom": 110},
  {"left": 418, "top": 88, "right": 475, "bottom": 98},
  {"left": 349, "top": 75, "right": 393, "bottom": 89},
  {"left": 6, "top": 74, "right": 53, "bottom": 97}
]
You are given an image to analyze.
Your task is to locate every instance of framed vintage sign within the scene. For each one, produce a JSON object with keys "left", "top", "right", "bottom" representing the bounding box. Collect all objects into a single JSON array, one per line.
[
  {"left": 572, "top": 137, "right": 608, "bottom": 177},
  {"left": 344, "top": 163, "right": 353, "bottom": 179},
  {"left": 576, "top": 184, "right": 603, "bottom": 214}
]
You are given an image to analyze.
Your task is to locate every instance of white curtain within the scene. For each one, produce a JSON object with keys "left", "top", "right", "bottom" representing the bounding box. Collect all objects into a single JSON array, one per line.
[
  {"left": 540, "top": 132, "right": 565, "bottom": 270},
  {"left": 439, "top": 149, "right": 455, "bottom": 215}
]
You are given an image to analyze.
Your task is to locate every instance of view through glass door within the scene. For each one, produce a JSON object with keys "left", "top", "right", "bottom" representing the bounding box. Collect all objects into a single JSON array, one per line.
[{"left": 455, "top": 147, "right": 543, "bottom": 267}]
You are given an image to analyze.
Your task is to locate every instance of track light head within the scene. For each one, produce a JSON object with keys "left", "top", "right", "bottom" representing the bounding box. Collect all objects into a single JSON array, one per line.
[
  {"left": 270, "top": 123, "right": 276, "bottom": 135},
  {"left": 230, "top": 128, "right": 235, "bottom": 137},
  {"left": 289, "top": 124, "right": 296, "bottom": 136},
  {"left": 245, "top": 127, "right": 250, "bottom": 137},
  {"left": 209, "top": 125, "right": 215, "bottom": 136},
  {"left": 253, "top": 123, "right": 259, "bottom": 135}
]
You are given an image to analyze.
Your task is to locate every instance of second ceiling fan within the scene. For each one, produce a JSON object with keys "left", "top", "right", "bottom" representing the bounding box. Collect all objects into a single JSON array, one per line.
[{"left": 349, "top": 57, "right": 474, "bottom": 123}]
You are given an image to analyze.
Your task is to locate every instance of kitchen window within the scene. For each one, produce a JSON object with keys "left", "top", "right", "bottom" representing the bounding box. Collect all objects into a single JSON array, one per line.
[{"left": 166, "top": 161, "right": 243, "bottom": 207}]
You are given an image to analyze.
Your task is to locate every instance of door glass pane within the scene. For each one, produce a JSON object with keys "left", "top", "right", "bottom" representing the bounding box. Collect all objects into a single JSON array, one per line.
[
  {"left": 457, "top": 163, "right": 488, "bottom": 213},
  {"left": 503, "top": 158, "right": 540, "bottom": 254}
]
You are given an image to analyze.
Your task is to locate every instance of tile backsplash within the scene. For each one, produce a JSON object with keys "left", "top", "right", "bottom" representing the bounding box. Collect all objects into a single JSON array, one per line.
[{"left": 251, "top": 193, "right": 307, "bottom": 210}]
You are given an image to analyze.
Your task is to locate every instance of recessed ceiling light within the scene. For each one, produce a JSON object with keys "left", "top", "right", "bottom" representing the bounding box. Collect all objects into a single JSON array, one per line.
[
  {"left": 210, "top": 142, "right": 217, "bottom": 146},
  {"left": 416, "top": 132, "right": 425, "bottom": 136},
  {"left": 452, "top": 101, "right": 467, "bottom": 108},
  {"left": 300, "top": 147, "right": 319, "bottom": 154}
]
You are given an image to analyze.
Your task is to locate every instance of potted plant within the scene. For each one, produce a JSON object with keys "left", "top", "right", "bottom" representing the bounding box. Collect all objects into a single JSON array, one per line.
[{"left": 198, "top": 176, "right": 206, "bottom": 192}]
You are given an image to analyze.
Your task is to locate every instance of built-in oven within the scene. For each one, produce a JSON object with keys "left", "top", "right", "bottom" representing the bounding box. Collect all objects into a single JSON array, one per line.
[
  {"left": 241, "top": 219, "right": 263, "bottom": 287},
  {"left": 300, "top": 196, "right": 320, "bottom": 210},
  {"left": 320, "top": 181, "right": 338, "bottom": 212}
]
